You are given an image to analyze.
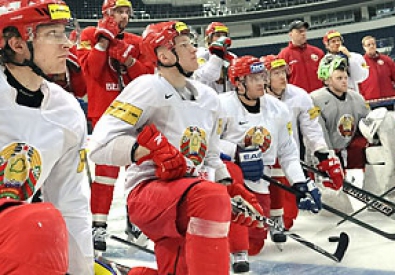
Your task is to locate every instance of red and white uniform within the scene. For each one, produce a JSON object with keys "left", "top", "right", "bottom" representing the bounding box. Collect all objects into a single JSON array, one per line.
[
  {"left": 278, "top": 42, "right": 325, "bottom": 93},
  {"left": 78, "top": 26, "right": 155, "bottom": 223},
  {"left": 219, "top": 91, "right": 306, "bottom": 252},
  {"left": 89, "top": 74, "right": 232, "bottom": 275},
  {"left": 0, "top": 68, "right": 93, "bottom": 274},
  {"left": 359, "top": 52, "right": 395, "bottom": 100}
]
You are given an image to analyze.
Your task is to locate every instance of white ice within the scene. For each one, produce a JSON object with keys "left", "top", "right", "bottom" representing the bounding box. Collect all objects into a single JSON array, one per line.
[{"left": 94, "top": 167, "right": 395, "bottom": 274}]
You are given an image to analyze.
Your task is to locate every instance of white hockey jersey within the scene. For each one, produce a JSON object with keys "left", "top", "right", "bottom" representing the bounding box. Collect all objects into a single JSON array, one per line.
[
  {"left": 194, "top": 47, "right": 234, "bottom": 93},
  {"left": 347, "top": 52, "right": 369, "bottom": 93},
  {"left": 219, "top": 92, "right": 306, "bottom": 193},
  {"left": 280, "top": 84, "right": 328, "bottom": 154},
  {"left": 0, "top": 68, "right": 93, "bottom": 274},
  {"left": 89, "top": 74, "right": 230, "bottom": 194}
]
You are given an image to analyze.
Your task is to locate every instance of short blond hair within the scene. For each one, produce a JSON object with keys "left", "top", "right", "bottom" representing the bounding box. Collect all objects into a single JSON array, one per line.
[{"left": 362, "top": 35, "right": 376, "bottom": 47}]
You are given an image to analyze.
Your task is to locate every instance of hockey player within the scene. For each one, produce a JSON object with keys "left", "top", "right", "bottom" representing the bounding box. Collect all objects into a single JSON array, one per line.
[
  {"left": 359, "top": 108, "right": 395, "bottom": 199},
  {"left": 310, "top": 54, "right": 370, "bottom": 212},
  {"left": 89, "top": 21, "right": 265, "bottom": 275},
  {"left": 261, "top": 55, "right": 344, "bottom": 231},
  {"left": 219, "top": 55, "right": 322, "bottom": 271},
  {"left": 194, "top": 21, "right": 235, "bottom": 93},
  {"left": 322, "top": 30, "right": 368, "bottom": 93},
  {"left": 77, "top": 0, "right": 155, "bottom": 251},
  {"left": 0, "top": 0, "right": 93, "bottom": 274}
]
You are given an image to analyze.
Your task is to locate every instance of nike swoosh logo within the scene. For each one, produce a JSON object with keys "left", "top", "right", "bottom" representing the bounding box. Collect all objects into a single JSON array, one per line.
[
  {"left": 165, "top": 94, "right": 173, "bottom": 99},
  {"left": 238, "top": 121, "right": 248, "bottom": 125}
]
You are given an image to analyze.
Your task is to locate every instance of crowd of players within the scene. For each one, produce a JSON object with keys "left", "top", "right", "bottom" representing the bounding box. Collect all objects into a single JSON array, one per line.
[{"left": 1, "top": 0, "right": 395, "bottom": 274}]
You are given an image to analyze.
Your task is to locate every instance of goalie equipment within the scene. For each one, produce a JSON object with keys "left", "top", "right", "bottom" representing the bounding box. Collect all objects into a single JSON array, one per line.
[{"left": 359, "top": 107, "right": 388, "bottom": 144}]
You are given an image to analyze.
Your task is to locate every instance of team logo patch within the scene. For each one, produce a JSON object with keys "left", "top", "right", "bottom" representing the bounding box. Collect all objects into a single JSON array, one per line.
[
  {"left": 180, "top": 126, "right": 207, "bottom": 165},
  {"left": 0, "top": 143, "right": 42, "bottom": 200},
  {"left": 244, "top": 126, "right": 272, "bottom": 153},
  {"left": 378, "top": 59, "right": 384, "bottom": 65},
  {"left": 311, "top": 54, "right": 319, "bottom": 61},
  {"left": 338, "top": 114, "right": 355, "bottom": 137}
]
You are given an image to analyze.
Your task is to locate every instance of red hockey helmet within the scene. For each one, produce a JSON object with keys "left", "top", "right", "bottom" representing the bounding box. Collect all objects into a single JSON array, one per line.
[
  {"left": 261, "top": 55, "right": 291, "bottom": 76},
  {"left": 141, "top": 21, "right": 190, "bottom": 62},
  {"left": 102, "top": 0, "right": 132, "bottom": 16},
  {"left": 322, "top": 29, "right": 344, "bottom": 45},
  {"left": 228, "top": 55, "right": 266, "bottom": 86},
  {"left": 0, "top": 0, "right": 72, "bottom": 49},
  {"left": 205, "top": 22, "right": 229, "bottom": 38}
]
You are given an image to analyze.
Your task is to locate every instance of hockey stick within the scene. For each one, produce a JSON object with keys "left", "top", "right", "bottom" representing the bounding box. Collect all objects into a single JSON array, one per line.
[
  {"left": 231, "top": 197, "right": 349, "bottom": 262},
  {"left": 109, "top": 234, "right": 155, "bottom": 255},
  {"left": 262, "top": 173, "right": 395, "bottom": 240},
  {"left": 337, "top": 185, "right": 395, "bottom": 226},
  {"left": 300, "top": 161, "right": 395, "bottom": 216}
]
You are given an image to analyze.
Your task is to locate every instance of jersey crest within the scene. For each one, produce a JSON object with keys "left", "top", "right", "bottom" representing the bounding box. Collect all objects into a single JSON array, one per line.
[
  {"left": 0, "top": 142, "right": 42, "bottom": 200},
  {"left": 338, "top": 114, "right": 355, "bottom": 137},
  {"left": 180, "top": 126, "right": 207, "bottom": 165},
  {"left": 244, "top": 126, "right": 272, "bottom": 153}
]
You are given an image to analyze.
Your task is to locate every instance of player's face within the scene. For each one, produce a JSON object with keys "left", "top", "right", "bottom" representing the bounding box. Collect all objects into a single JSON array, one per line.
[
  {"left": 33, "top": 24, "right": 72, "bottom": 74},
  {"left": 174, "top": 35, "right": 198, "bottom": 72},
  {"left": 290, "top": 27, "right": 307, "bottom": 46},
  {"left": 326, "top": 37, "right": 342, "bottom": 53},
  {"left": 244, "top": 73, "right": 266, "bottom": 99},
  {"left": 328, "top": 70, "right": 348, "bottom": 94},
  {"left": 363, "top": 38, "right": 377, "bottom": 56},
  {"left": 112, "top": 7, "right": 130, "bottom": 30},
  {"left": 270, "top": 67, "right": 287, "bottom": 93}
]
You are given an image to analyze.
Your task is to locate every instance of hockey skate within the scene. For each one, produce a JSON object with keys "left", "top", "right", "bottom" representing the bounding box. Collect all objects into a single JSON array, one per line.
[
  {"left": 231, "top": 251, "right": 249, "bottom": 273},
  {"left": 92, "top": 223, "right": 107, "bottom": 252},
  {"left": 269, "top": 215, "right": 287, "bottom": 251}
]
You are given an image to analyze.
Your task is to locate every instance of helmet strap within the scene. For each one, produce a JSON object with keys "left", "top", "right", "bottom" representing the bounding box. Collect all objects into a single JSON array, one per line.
[
  {"left": 159, "top": 48, "right": 193, "bottom": 77},
  {"left": 8, "top": 42, "right": 51, "bottom": 81}
]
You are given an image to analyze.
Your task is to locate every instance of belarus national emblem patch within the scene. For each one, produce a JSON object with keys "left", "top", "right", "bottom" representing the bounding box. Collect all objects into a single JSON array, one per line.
[
  {"left": 180, "top": 126, "right": 207, "bottom": 166},
  {"left": 0, "top": 142, "right": 42, "bottom": 200}
]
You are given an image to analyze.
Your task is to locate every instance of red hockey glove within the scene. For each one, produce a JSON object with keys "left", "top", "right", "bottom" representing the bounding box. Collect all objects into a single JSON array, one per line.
[
  {"left": 209, "top": 36, "right": 234, "bottom": 61},
  {"left": 318, "top": 157, "right": 344, "bottom": 190},
  {"left": 227, "top": 182, "right": 264, "bottom": 228},
  {"left": 136, "top": 124, "right": 186, "bottom": 180},
  {"left": 95, "top": 17, "right": 120, "bottom": 42},
  {"left": 108, "top": 40, "right": 139, "bottom": 64}
]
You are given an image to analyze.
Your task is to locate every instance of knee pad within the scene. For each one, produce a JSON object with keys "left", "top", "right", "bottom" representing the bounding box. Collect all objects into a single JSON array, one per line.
[{"left": 184, "top": 181, "right": 231, "bottom": 238}]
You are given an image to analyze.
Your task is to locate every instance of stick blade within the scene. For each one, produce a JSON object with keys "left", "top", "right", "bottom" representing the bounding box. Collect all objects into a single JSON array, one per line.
[{"left": 333, "top": 232, "right": 349, "bottom": 262}]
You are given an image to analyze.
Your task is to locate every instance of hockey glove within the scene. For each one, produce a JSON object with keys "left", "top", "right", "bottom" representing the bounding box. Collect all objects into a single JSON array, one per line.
[
  {"left": 208, "top": 36, "right": 233, "bottom": 61},
  {"left": 292, "top": 179, "right": 322, "bottom": 213},
  {"left": 315, "top": 150, "right": 344, "bottom": 190},
  {"left": 227, "top": 181, "right": 264, "bottom": 228},
  {"left": 95, "top": 17, "right": 120, "bottom": 42},
  {"left": 236, "top": 147, "right": 264, "bottom": 182},
  {"left": 108, "top": 40, "right": 139, "bottom": 65},
  {"left": 136, "top": 124, "right": 187, "bottom": 180}
]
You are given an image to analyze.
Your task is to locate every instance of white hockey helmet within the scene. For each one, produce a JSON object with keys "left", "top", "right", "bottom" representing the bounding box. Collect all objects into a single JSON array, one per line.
[{"left": 359, "top": 107, "right": 388, "bottom": 143}]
